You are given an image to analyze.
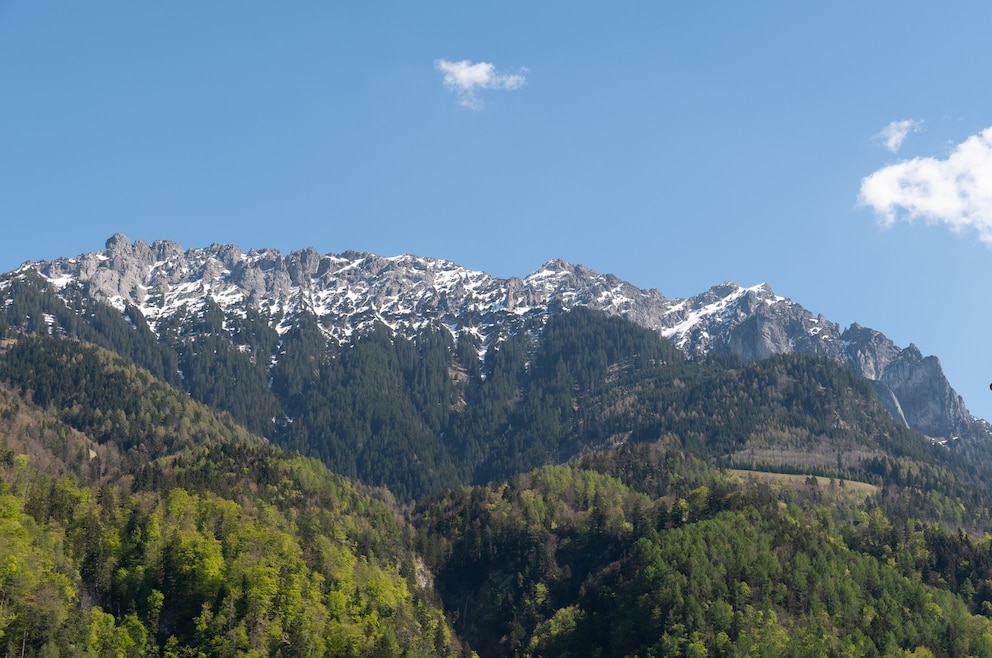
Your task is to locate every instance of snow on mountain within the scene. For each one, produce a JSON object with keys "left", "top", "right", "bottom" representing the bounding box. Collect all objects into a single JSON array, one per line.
[
  {"left": 15, "top": 235, "right": 675, "bottom": 349},
  {"left": 3, "top": 233, "right": 977, "bottom": 440}
]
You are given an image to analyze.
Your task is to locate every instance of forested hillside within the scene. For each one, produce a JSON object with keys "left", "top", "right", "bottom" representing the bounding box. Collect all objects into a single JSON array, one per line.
[
  {"left": 6, "top": 280, "right": 992, "bottom": 655},
  {"left": 6, "top": 275, "right": 990, "bottom": 504},
  {"left": 0, "top": 337, "right": 462, "bottom": 657},
  {"left": 416, "top": 446, "right": 992, "bottom": 656}
]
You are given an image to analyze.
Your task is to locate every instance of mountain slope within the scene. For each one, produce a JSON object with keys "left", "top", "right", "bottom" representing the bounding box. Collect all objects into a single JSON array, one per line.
[
  {"left": 7, "top": 234, "right": 976, "bottom": 444},
  {"left": 7, "top": 336, "right": 992, "bottom": 656},
  {"left": 414, "top": 447, "right": 992, "bottom": 657},
  {"left": 0, "top": 336, "right": 463, "bottom": 656}
]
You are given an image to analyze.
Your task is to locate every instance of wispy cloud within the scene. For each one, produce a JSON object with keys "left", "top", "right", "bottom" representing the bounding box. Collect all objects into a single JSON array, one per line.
[
  {"left": 435, "top": 59, "right": 527, "bottom": 109},
  {"left": 874, "top": 119, "right": 924, "bottom": 153},
  {"left": 859, "top": 125, "right": 992, "bottom": 243}
]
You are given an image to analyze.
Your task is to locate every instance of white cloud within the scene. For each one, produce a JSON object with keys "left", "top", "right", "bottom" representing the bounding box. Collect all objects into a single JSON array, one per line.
[
  {"left": 874, "top": 119, "right": 924, "bottom": 153},
  {"left": 859, "top": 125, "right": 992, "bottom": 243},
  {"left": 435, "top": 59, "right": 527, "bottom": 109}
]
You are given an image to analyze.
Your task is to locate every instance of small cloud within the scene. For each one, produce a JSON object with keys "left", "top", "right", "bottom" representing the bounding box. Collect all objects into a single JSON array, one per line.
[
  {"left": 874, "top": 119, "right": 924, "bottom": 152},
  {"left": 435, "top": 59, "right": 527, "bottom": 109},
  {"left": 859, "top": 125, "right": 992, "bottom": 243}
]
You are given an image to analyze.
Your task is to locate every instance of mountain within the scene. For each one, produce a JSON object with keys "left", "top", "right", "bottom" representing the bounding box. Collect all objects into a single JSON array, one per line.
[
  {"left": 9, "top": 237, "right": 992, "bottom": 655},
  {"left": 7, "top": 233, "right": 977, "bottom": 444}
]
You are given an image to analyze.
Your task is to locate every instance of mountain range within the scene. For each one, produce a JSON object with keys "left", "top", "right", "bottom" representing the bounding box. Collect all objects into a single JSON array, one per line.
[
  {"left": 7, "top": 234, "right": 992, "bottom": 655},
  {"left": 8, "top": 233, "right": 978, "bottom": 444}
]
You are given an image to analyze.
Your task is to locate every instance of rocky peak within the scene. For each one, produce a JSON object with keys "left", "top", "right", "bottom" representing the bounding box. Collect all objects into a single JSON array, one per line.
[
  {"left": 872, "top": 347, "right": 970, "bottom": 439},
  {"left": 843, "top": 323, "right": 902, "bottom": 380},
  {"left": 285, "top": 247, "right": 323, "bottom": 286}
]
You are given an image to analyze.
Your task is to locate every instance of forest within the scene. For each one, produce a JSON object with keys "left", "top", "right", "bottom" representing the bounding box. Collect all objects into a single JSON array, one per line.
[{"left": 4, "top": 276, "right": 992, "bottom": 655}]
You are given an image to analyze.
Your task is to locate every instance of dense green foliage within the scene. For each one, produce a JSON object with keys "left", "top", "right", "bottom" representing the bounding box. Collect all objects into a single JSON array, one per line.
[
  {"left": 0, "top": 339, "right": 462, "bottom": 657},
  {"left": 271, "top": 307, "right": 683, "bottom": 497},
  {"left": 156, "top": 300, "right": 283, "bottom": 436},
  {"left": 415, "top": 446, "right": 992, "bottom": 657},
  {"left": 272, "top": 317, "right": 465, "bottom": 500}
]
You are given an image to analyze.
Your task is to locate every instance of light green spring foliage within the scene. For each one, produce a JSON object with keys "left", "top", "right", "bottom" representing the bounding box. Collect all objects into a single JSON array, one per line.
[
  {"left": 0, "top": 337, "right": 461, "bottom": 657},
  {"left": 0, "top": 458, "right": 458, "bottom": 657}
]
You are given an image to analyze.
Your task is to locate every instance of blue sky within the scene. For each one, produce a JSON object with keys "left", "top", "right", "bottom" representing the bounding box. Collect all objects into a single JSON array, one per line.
[{"left": 3, "top": 3, "right": 992, "bottom": 421}]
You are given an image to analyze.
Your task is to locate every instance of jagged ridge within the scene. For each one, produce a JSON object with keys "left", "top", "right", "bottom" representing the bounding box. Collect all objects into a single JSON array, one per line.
[{"left": 3, "top": 233, "right": 977, "bottom": 441}]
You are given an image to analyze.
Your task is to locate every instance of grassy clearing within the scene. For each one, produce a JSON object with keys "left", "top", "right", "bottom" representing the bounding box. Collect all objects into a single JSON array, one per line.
[{"left": 727, "top": 468, "right": 880, "bottom": 496}]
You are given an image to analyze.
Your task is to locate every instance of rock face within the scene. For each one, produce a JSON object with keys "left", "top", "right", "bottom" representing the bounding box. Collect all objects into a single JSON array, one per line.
[
  {"left": 843, "top": 324, "right": 971, "bottom": 438},
  {"left": 7, "top": 234, "right": 977, "bottom": 441},
  {"left": 880, "top": 349, "right": 970, "bottom": 438},
  {"left": 651, "top": 286, "right": 974, "bottom": 441},
  {"left": 658, "top": 282, "right": 847, "bottom": 362}
]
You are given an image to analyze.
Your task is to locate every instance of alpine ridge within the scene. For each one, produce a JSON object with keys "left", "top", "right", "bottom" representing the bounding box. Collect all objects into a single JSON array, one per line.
[{"left": 5, "top": 233, "right": 977, "bottom": 442}]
